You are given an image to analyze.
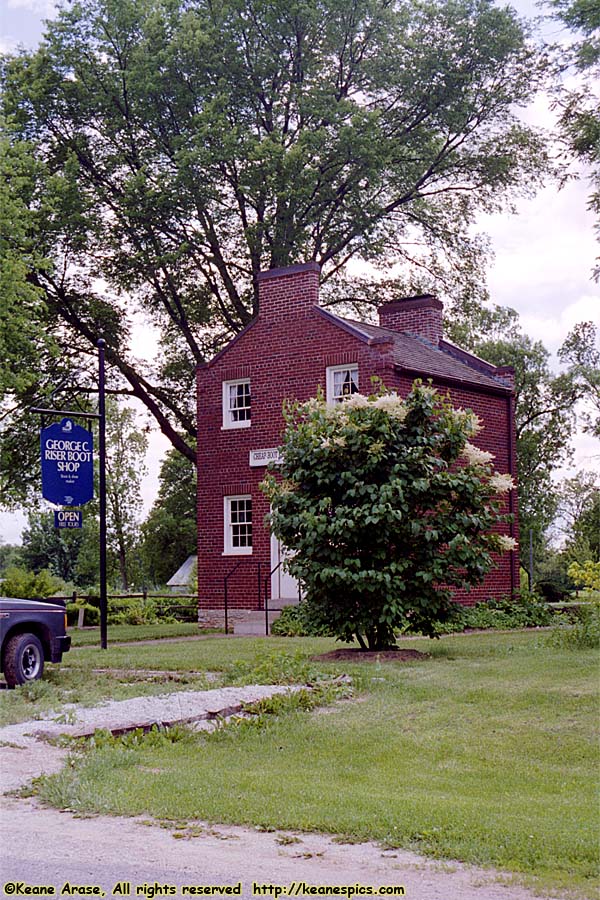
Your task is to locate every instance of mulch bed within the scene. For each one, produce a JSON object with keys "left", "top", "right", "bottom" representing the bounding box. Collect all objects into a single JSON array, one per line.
[{"left": 311, "top": 648, "right": 428, "bottom": 662}]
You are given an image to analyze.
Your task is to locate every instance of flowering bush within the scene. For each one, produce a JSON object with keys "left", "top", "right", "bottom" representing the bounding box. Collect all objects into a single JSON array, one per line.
[{"left": 263, "top": 382, "right": 517, "bottom": 651}]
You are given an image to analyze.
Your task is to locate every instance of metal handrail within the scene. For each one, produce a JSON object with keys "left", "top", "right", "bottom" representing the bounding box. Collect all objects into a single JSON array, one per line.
[
  {"left": 264, "top": 561, "right": 283, "bottom": 636},
  {"left": 263, "top": 561, "right": 303, "bottom": 636}
]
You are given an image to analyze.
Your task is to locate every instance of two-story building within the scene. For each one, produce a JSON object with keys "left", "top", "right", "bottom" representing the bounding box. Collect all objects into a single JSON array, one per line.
[{"left": 196, "top": 262, "right": 519, "bottom": 625}]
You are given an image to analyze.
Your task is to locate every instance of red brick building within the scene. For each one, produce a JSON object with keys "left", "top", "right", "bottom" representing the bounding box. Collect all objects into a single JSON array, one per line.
[{"left": 196, "top": 262, "right": 519, "bottom": 623}]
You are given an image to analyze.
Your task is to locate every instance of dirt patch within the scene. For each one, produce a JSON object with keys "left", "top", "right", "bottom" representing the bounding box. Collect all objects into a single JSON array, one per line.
[{"left": 312, "top": 647, "right": 428, "bottom": 662}]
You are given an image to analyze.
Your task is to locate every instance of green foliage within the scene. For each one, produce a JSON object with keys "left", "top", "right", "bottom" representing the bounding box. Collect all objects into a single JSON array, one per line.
[
  {"left": 86, "top": 724, "right": 195, "bottom": 752},
  {"left": 546, "top": 603, "right": 600, "bottom": 649},
  {"left": 462, "top": 592, "right": 553, "bottom": 629},
  {"left": 0, "top": 542, "right": 21, "bottom": 573},
  {"left": 18, "top": 510, "right": 98, "bottom": 585},
  {"left": 405, "top": 591, "right": 553, "bottom": 635},
  {"left": 0, "top": 0, "right": 549, "bottom": 478},
  {"left": 141, "top": 449, "right": 197, "bottom": 587},
  {"left": 568, "top": 559, "right": 600, "bottom": 591},
  {"left": 107, "top": 596, "right": 159, "bottom": 626},
  {"left": 558, "top": 322, "right": 600, "bottom": 436},
  {"left": 104, "top": 398, "right": 148, "bottom": 591},
  {"left": 264, "top": 383, "right": 516, "bottom": 651},
  {"left": 270, "top": 604, "right": 334, "bottom": 638},
  {"left": 0, "top": 565, "right": 63, "bottom": 599},
  {"left": 549, "top": 1, "right": 600, "bottom": 278},
  {"left": 66, "top": 602, "right": 100, "bottom": 627},
  {"left": 446, "top": 328, "right": 578, "bottom": 569},
  {"left": 556, "top": 471, "right": 600, "bottom": 567},
  {"left": 0, "top": 123, "right": 58, "bottom": 403},
  {"left": 224, "top": 650, "right": 325, "bottom": 687}
]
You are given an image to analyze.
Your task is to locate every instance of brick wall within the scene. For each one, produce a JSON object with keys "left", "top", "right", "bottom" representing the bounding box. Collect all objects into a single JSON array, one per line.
[{"left": 197, "top": 266, "right": 518, "bottom": 612}]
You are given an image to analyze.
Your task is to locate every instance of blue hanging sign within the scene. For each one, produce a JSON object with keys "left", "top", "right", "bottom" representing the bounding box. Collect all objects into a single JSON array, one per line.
[
  {"left": 41, "top": 418, "right": 94, "bottom": 507},
  {"left": 54, "top": 509, "right": 83, "bottom": 529}
]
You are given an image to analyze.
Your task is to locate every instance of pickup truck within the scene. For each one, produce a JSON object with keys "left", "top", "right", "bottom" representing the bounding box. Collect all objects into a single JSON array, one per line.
[{"left": 0, "top": 597, "right": 71, "bottom": 688}]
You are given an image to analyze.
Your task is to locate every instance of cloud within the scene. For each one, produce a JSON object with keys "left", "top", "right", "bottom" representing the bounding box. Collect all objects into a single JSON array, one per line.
[
  {"left": 479, "top": 175, "right": 599, "bottom": 350},
  {"left": 518, "top": 295, "right": 599, "bottom": 356}
]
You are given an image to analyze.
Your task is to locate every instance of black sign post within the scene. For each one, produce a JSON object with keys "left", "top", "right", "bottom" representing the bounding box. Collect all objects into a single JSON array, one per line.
[
  {"left": 31, "top": 339, "right": 108, "bottom": 648},
  {"left": 97, "top": 339, "right": 108, "bottom": 649}
]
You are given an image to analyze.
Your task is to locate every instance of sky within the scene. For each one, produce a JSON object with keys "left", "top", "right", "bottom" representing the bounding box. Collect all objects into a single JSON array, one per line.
[{"left": 0, "top": 0, "right": 598, "bottom": 545}]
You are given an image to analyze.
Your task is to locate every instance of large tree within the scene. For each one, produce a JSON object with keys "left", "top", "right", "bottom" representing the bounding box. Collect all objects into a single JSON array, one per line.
[
  {"left": 141, "top": 448, "right": 196, "bottom": 587},
  {"left": 0, "top": 0, "right": 548, "bottom": 494},
  {"left": 18, "top": 509, "right": 98, "bottom": 586},
  {"left": 104, "top": 399, "right": 148, "bottom": 590},
  {"left": 557, "top": 471, "right": 600, "bottom": 564},
  {"left": 548, "top": 0, "right": 600, "bottom": 276},
  {"left": 445, "top": 307, "right": 587, "bottom": 568}
]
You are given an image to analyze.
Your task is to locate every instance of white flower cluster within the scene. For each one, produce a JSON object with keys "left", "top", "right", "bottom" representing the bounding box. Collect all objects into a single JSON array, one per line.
[
  {"left": 341, "top": 393, "right": 370, "bottom": 409},
  {"left": 373, "top": 393, "right": 408, "bottom": 420},
  {"left": 320, "top": 435, "right": 347, "bottom": 449},
  {"left": 453, "top": 408, "right": 483, "bottom": 436},
  {"left": 488, "top": 473, "right": 515, "bottom": 494},
  {"left": 496, "top": 534, "right": 518, "bottom": 551},
  {"left": 461, "top": 442, "right": 495, "bottom": 467}
]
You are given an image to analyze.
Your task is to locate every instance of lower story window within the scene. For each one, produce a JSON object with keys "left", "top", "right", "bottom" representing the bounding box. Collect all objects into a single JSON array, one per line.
[{"left": 224, "top": 495, "right": 252, "bottom": 554}]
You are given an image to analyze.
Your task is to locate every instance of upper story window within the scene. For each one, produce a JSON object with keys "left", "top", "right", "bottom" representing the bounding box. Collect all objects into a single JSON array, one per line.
[
  {"left": 326, "top": 365, "right": 359, "bottom": 403},
  {"left": 224, "top": 495, "right": 252, "bottom": 555},
  {"left": 223, "top": 379, "right": 251, "bottom": 428}
]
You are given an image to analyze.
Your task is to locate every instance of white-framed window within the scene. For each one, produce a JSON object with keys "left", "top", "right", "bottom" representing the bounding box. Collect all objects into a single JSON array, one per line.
[
  {"left": 222, "top": 379, "right": 251, "bottom": 428},
  {"left": 224, "top": 495, "right": 253, "bottom": 555},
  {"left": 326, "top": 364, "right": 359, "bottom": 403}
]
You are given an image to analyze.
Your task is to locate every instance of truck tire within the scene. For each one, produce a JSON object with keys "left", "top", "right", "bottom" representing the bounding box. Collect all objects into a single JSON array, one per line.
[{"left": 3, "top": 633, "right": 45, "bottom": 688}]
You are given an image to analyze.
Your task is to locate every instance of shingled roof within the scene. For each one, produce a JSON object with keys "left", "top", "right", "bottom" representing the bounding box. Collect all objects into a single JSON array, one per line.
[{"left": 317, "top": 308, "right": 513, "bottom": 394}]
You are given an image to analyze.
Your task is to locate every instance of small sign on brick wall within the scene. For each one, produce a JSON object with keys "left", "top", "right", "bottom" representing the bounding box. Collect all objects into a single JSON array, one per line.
[{"left": 249, "top": 448, "right": 282, "bottom": 467}]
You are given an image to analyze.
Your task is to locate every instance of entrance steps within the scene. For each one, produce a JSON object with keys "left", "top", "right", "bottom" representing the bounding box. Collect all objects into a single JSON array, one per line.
[
  {"left": 230, "top": 599, "right": 298, "bottom": 637},
  {"left": 233, "top": 610, "right": 283, "bottom": 635}
]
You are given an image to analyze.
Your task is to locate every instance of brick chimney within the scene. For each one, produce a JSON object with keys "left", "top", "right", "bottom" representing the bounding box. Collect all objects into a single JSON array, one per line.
[
  {"left": 256, "top": 262, "right": 320, "bottom": 322},
  {"left": 378, "top": 294, "right": 443, "bottom": 346}
]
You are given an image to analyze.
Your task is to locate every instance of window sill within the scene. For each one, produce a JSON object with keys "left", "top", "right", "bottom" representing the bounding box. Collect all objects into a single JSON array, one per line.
[{"left": 221, "top": 421, "right": 251, "bottom": 431}]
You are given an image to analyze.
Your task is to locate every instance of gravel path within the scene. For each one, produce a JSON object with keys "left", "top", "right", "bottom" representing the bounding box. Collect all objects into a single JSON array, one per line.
[
  {"left": 0, "top": 687, "right": 566, "bottom": 900},
  {"left": 0, "top": 684, "right": 298, "bottom": 747}
]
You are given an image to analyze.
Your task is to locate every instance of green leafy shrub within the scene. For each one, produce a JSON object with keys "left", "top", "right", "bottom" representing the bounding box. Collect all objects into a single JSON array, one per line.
[
  {"left": 546, "top": 604, "right": 600, "bottom": 649},
  {"left": 465, "top": 591, "right": 553, "bottom": 629},
  {"left": 271, "top": 603, "right": 334, "bottom": 637},
  {"left": 224, "top": 650, "right": 325, "bottom": 686},
  {"left": 264, "top": 383, "right": 517, "bottom": 650},
  {"left": 107, "top": 596, "right": 158, "bottom": 625},
  {"left": 66, "top": 602, "right": 100, "bottom": 627},
  {"left": 0, "top": 566, "right": 63, "bottom": 599},
  {"left": 407, "top": 591, "right": 553, "bottom": 635},
  {"left": 568, "top": 560, "right": 600, "bottom": 592}
]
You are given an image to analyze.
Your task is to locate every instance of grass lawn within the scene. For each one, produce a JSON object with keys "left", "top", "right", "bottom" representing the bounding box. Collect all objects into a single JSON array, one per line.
[
  {"left": 70, "top": 622, "right": 207, "bottom": 647},
  {"left": 7, "top": 630, "right": 596, "bottom": 898}
]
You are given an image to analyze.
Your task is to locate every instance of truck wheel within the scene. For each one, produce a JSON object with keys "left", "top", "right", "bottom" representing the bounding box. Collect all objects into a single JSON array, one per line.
[{"left": 3, "top": 633, "right": 45, "bottom": 688}]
